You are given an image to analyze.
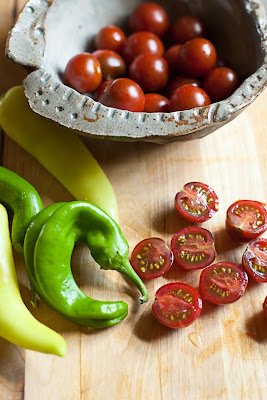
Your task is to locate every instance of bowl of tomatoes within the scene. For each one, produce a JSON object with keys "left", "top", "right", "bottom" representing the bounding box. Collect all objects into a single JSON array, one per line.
[{"left": 6, "top": 0, "right": 267, "bottom": 143}]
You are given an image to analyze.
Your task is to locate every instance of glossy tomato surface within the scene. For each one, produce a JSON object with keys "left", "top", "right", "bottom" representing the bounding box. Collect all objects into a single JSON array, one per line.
[
  {"left": 99, "top": 78, "right": 145, "bottom": 111},
  {"left": 203, "top": 67, "right": 240, "bottom": 102},
  {"left": 129, "top": 2, "right": 169, "bottom": 37},
  {"left": 178, "top": 38, "right": 217, "bottom": 77},
  {"left": 152, "top": 282, "right": 202, "bottom": 328},
  {"left": 95, "top": 79, "right": 114, "bottom": 100},
  {"left": 163, "top": 45, "right": 182, "bottom": 76},
  {"left": 199, "top": 262, "right": 248, "bottom": 305},
  {"left": 130, "top": 238, "right": 173, "bottom": 279},
  {"left": 129, "top": 53, "right": 169, "bottom": 92},
  {"left": 64, "top": 53, "right": 102, "bottom": 93},
  {"left": 171, "top": 16, "right": 207, "bottom": 44},
  {"left": 121, "top": 32, "right": 164, "bottom": 64},
  {"left": 175, "top": 182, "right": 219, "bottom": 223},
  {"left": 263, "top": 296, "right": 267, "bottom": 318},
  {"left": 226, "top": 200, "right": 267, "bottom": 243},
  {"left": 144, "top": 93, "right": 169, "bottom": 112},
  {"left": 169, "top": 85, "right": 210, "bottom": 111},
  {"left": 165, "top": 75, "right": 201, "bottom": 98},
  {"left": 242, "top": 238, "right": 267, "bottom": 282},
  {"left": 171, "top": 227, "right": 216, "bottom": 270},
  {"left": 92, "top": 50, "right": 126, "bottom": 80},
  {"left": 94, "top": 25, "right": 126, "bottom": 52}
]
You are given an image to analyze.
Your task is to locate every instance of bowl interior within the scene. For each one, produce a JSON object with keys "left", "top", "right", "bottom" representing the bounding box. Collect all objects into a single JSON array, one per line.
[{"left": 44, "top": 0, "right": 264, "bottom": 84}]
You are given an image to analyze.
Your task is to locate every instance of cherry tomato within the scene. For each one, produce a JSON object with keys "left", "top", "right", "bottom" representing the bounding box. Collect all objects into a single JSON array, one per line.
[
  {"left": 165, "top": 75, "right": 201, "bottom": 98},
  {"left": 169, "top": 85, "right": 210, "bottom": 111},
  {"left": 171, "top": 16, "right": 207, "bottom": 44},
  {"left": 226, "top": 200, "right": 267, "bottom": 244},
  {"left": 64, "top": 53, "right": 102, "bottom": 94},
  {"left": 152, "top": 282, "right": 202, "bottom": 329},
  {"left": 99, "top": 78, "right": 145, "bottom": 112},
  {"left": 242, "top": 238, "right": 267, "bottom": 283},
  {"left": 129, "top": 2, "right": 169, "bottom": 37},
  {"left": 175, "top": 182, "right": 219, "bottom": 223},
  {"left": 171, "top": 227, "right": 216, "bottom": 270},
  {"left": 129, "top": 53, "right": 169, "bottom": 92},
  {"left": 94, "top": 25, "right": 126, "bottom": 52},
  {"left": 144, "top": 93, "right": 169, "bottom": 112},
  {"left": 95, "top": 79, "right": 114, "bottom": 101},
  {"left": 121, "top": 32, "right": 164, "bottom": 65},
  {"left": 130, "top": 238, "right": 173, "bottom": 279},
  {"left": 92, "top": 50, "right": 126, "bottom": 80},
  {"left": 199, "top": 262, "right": 248, "bottom": 305},
  {"left": 178, "top": 38, "right": 217, "bottom": 77},
  {"left": 163, "top": 44, "right": 182, "bottom": 76},
  {"left": 263, "top": 296, "right": 267, "bottom": 318},
  {"left": 203, "top": 67, "right": 240, "bottom": 102}
]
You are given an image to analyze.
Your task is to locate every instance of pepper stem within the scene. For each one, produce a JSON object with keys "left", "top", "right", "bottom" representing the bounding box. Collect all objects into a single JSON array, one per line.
[{"left": 117, "top": 259, "right": 149, "bottom": 303}]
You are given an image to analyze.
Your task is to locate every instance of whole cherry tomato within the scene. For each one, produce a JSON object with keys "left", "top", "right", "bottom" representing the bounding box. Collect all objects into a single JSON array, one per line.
[
  {"left": 99, "top": 78, "right": 145, "bottom": 112},
  {"left": 129, "top": 2, "right": 169, "bottom": 37},
  {"left": 165, "top": 75, "right": 201, "bottom": 98},
  {"left": 95, "top": 79, "right": 114, "bottom": 101},
  {"left": 121, "top": 32, "right": 164, "bottom": 64},
  {"left": 92, "top": 50, "right": 126, "bottom": 80},
  {"left": 129, "top": 53, "right": 169, "bottom": 92},
  {"left": 171, "top": 16, "right": 207, "bottom": 44},
  {"left": 169, "top": 85, "right": 211, "bottom": 111},
  {"left": 64, "top": 53, "right": 102, "bottom": 94},
  {"left": 94, "top": 25, "right": 126, "bottom": 52},
  {"left": 144, "top": 93, "right": 169, "bottom": 112},
  {"left": 203, "top": 67, "right": 240, "bottom": 102},
  {"left": 163, "top": 45, "right": 182, "bottom": 76},
  {"left": 178, "top": 38, "right": 217, "bottom": 77}
]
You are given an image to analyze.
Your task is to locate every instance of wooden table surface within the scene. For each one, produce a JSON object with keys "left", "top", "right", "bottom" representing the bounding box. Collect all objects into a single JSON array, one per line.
[{"left": 1, "top": 1, "right": 267, "bottom": 400}]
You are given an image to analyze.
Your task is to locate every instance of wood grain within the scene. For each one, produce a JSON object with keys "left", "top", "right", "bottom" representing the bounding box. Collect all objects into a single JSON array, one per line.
[{"left": 1, "top": 1, "right": 267, "bottom": 399}]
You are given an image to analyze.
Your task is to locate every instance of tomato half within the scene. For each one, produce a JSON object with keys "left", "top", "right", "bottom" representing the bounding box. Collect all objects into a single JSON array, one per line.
[
  {"left": 171, "top": 227, "right": 216, "bottom": 270},
  {"left": 242, "top": 238, "right": 267, "bottom": 282},
  {"left": 130, "top": 238, "right": 173, "bottom": 279},
  {"left": 226, "top": 200, "right": 267, "bottom": 243},
  {"left": 175, "top": 182, "right": 219, "bottom": 223},
  {"left": 263, "top": 296, "right": 267, "bottom": 318},
  {"left": 152, "top": 282, "right": 202, "bottom": 329},
  {"left": 199, "top": 262, "right": 248, "bottom": 305}
]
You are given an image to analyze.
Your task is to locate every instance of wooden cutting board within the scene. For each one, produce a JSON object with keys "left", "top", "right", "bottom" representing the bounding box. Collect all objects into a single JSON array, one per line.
[{"left": 0, "top": 2, "right": 266, "bottom": 399}]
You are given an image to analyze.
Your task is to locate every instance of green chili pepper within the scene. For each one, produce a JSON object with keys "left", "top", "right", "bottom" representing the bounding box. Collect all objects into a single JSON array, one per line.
[
  {"left": 0, "top": 203, "right": 66, "bottom": 356},
  {"left": 0, "top": 86, "right": 119, "bottom": 222},
  {"left": 0, "top": 166, "right": 43, "bottom": 253}
]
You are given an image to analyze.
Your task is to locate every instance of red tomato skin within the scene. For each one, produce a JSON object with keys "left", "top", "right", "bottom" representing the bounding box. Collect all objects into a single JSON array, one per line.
[
  {"left": 263, "top": 297, "right": 267, "bottom": 318},
  {"left": 171, "top": 16, "right": 207, "bottom": 44},
  {"left": 64, "top": 53, "right": 102, "bottom": 94},
  {"left": 203, "top": 67, "right": 240, "bottom": 102},
  {"left": 152, "top": 282, "right": 202, "bottom": 329},
  {"left": 163, "top": 45, "right": 182, "bottom": 76},
  {"left": 165, "top": 75, "right": 201, "bottom": 98},
  {"left": 130, "top": 237, "right": 174, "bottom": 280},
  {"left": 178, "top": 38, "right": 217, "bottom": 77},
  {"left": 121, "top": 32, "right": 164, "bottom": 65},
  {"left": 94, "top": 25, "right": 126, "bottom": 52},
  {"left": 95, "top": 79, "right": 114, "bottom": 101},
  {"left": 144, "top": 94, "right": 169, "bottom": 113},
  {"left": 226, "top": 200, "right": 267, "bottom": 244},
  {"left": 175, "top": 182, "right": 219, "bottom": 223},
  {"left": 169, "top": 85, "right": 210, "bottom": 111},
  {"left": 242, "top": 238, "right": 267, "bottom": 283},
  {"left": 99, "top": 78, "right": 145, "bottom": 112},
  {"left": 199, "top": 262, "right": 248, "bottom": 305},
  {"left": 129, "top": 2, "right": 169, "bottom": 37},
  {"left": 92, "top": 50, "right": 126, "bottom": 80},
  {"left": 129, "top": 53, "right": 169, "bottom": 92},
  {"left": 171, "top": 227, "right": 216, "bottom": 270}
]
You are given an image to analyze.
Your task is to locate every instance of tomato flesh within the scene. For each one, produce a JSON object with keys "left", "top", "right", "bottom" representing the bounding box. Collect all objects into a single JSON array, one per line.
[
  {"left": 130, "top": 238, "right": 173, "bottom": 280},
  {"left": 263, "top": 296, "right": 267, "bottom": 318},
  {"left": 171, "top": 227, "right": 216, "bottom": 270},
  {"left": 152, "top": 282, "right": 202, "bottom": 328},
  {"left": 199, "top": 262, "right": 248, "bottom": 305},
  {"left": 226, "top": 200, "right": 267, "bottom": 243},
  {"left": 242, "top": 238, "right": 267, "bottom": 282},
  {"left": 175, "top": 182, "right": 219, "bottom": 223}
]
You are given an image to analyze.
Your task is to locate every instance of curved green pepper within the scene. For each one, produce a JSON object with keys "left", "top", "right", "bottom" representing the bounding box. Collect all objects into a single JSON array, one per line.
[{"left": 0, "top": 166, "right": 43, "bottom": 253}]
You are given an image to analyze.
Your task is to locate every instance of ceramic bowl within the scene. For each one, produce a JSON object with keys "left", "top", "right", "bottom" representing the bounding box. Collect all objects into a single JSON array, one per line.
[{"left": 6, "top": 0, "right": 267, "bottom": 143}]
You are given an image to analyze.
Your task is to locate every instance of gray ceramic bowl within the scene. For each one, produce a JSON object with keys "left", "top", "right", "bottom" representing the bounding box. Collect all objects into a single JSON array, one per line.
[{"left": 6, "top": 0, "right": 267, "bottom": 143}]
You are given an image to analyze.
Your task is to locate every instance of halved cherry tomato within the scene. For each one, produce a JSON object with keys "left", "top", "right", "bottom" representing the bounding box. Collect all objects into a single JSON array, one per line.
[
  {"left": 171, "top": 227, "right": 216, "bottom": 270},
  {"left": 175, "top": 182, "right": 219, "bottom": 223},
  {"left": 263, "top": 296, "right": 267, "bottom": 318},
  {"left": 152, "top": 282, "right": 202, "bottom": 329},
  {"left": 199, "top": 262, "right": 248, "bottom": 305},
  {"left": 242, "top": 238, "right": 267, "bottom": 282},
  {"left": 130, "top": 238, "right": 173, "bottom": 279},
  {"left": 226, "top": 200, "right": 267, "bottom": 244}
]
